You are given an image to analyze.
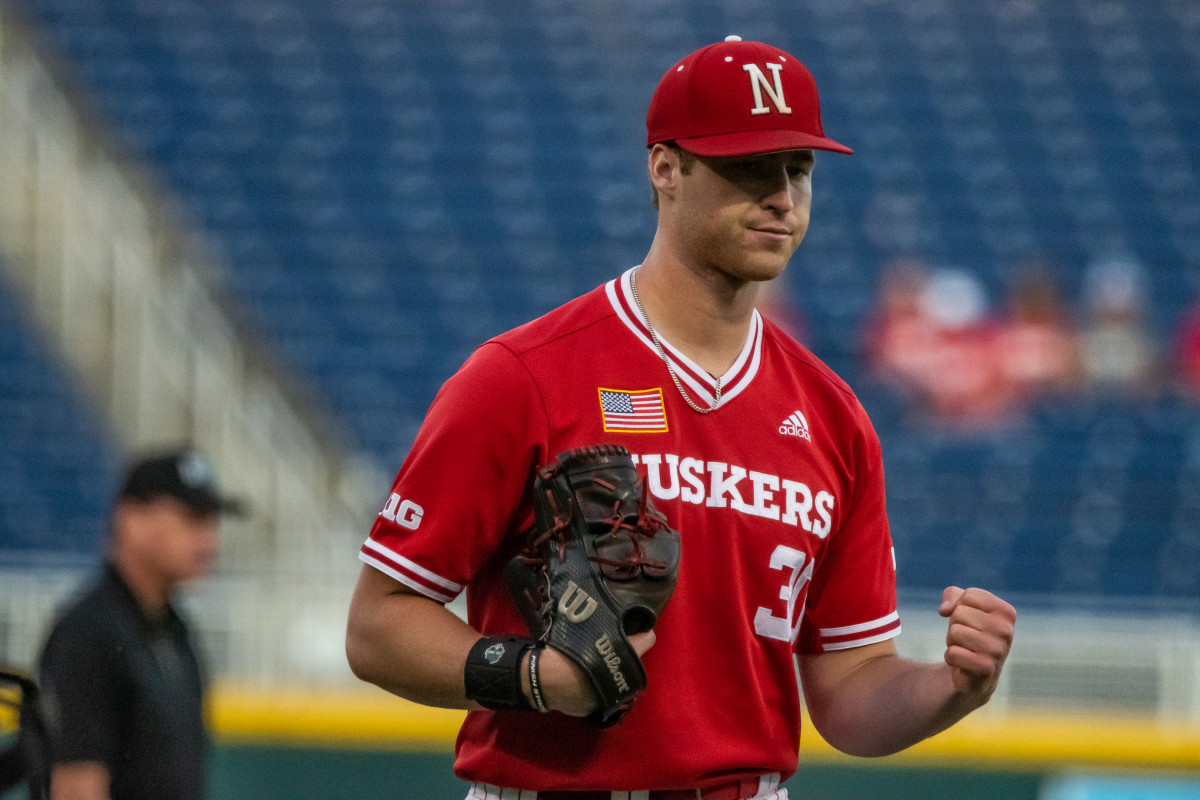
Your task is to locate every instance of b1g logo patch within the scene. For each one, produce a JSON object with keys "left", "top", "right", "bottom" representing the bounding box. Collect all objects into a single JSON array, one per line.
[
  {"left": 379, "top": 492, "right": 424, "bottom": 530},
  {"left": 598, "top": 388, "right": 668, "bottom": 433}
]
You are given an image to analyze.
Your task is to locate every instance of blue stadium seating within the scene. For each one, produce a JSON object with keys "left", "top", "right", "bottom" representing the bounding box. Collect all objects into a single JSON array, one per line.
[
  {"left": 0, "top": 268, "right": 119, "bottom": 561},
  {"left": 4, "top": 0, "right": 1199, "bottom": 598}
]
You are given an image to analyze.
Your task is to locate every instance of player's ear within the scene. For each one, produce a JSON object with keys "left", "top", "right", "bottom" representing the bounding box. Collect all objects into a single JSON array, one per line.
[{"left": 648, "top": 144, "right": 680, "bottom": 205}]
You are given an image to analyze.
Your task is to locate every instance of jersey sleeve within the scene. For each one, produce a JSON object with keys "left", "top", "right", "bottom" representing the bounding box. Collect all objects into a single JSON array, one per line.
[
  {"left": 797, "top": 401, "right": 900, "bottom": 654},
  {"left": 38, "top": 616, "right": 124, "bottom": 767},
  {"left": 358, "top": 341, "right": 547, "bottom": 603}
]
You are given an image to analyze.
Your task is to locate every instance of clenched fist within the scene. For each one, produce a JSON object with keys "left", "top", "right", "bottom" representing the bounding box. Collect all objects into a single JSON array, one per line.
[{"left": 939, "top": 586, "right": 1016, "bottom": 701}]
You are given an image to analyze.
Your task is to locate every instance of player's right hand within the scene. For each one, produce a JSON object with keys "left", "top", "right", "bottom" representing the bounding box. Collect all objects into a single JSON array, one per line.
[{"left": 533, "top": 631, "right": 656, "bottom": 717}]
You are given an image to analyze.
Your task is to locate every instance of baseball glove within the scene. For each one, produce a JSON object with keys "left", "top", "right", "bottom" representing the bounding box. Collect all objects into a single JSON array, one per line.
[{"left": 505, "top": 444, "right": 681, "bottom": 726}]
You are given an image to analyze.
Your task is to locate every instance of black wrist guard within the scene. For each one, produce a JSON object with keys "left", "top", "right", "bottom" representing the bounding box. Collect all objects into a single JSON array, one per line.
[{"left": 464, "top": 636, "right": 534, "bottom": 711}]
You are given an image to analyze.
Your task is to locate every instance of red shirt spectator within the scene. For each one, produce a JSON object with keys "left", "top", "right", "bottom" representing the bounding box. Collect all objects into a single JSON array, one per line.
[
  {"left": 865, "top": 263, "right": 1020, "bottom": 432},
  {"left": 862, "top": 258, "right": 940, "bottom": 392},
  {"left": 996, "top": 265, "right": 1082, "bottom": 401},
  {"left": 916, "top": 269, "right": 1018, "bottom": 431},
  {"left": 1175, "top": 299, "right": 1200, "bottom": 398}
]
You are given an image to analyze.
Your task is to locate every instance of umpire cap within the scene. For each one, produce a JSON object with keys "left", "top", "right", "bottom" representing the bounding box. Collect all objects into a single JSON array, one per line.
[{"left": 118, "top": 447, "right": 247, "bottom": 516}]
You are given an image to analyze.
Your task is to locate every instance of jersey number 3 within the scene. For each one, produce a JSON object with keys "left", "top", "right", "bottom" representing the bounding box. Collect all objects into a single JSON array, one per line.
[{"left": 754, "top": 545, "right": 814, "bottom": 645}]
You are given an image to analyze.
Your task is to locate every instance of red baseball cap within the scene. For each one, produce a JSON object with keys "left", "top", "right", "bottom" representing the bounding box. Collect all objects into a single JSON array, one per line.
[{"left": 646, "top": 36, "right": 852, "bottom": 157}]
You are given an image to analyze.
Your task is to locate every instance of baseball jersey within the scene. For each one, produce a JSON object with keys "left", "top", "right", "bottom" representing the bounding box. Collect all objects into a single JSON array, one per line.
[{"left": 360, "top": 267, "right": 899, "bottom": 790}]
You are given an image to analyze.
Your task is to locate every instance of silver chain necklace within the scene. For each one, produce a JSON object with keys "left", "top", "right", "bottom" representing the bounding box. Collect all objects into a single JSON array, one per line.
[{"left": 629, "top": 271, "right": 723, "bottom": 414}]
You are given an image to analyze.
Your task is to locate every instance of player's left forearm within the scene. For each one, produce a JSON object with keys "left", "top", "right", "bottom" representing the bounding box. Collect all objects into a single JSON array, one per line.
[
  {"left": 800, "top": 647, "right": 989, "bottom": 757},
  {"left": 799, "top": 588, "right": 1014, "bottom": 757}
]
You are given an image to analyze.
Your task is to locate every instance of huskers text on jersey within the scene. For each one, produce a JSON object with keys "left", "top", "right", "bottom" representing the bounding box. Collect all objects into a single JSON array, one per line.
[{"left": 629, "top": 452, "right": 835, "bottom": 537}]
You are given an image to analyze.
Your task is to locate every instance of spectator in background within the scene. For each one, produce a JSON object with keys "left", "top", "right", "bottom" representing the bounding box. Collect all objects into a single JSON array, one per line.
[
  {"left": 37, "top": 448, "right": 244, "bottom": 800},
  {"left": 915, "top": 268, "right": 1020, "bottom": 432},
  {"left": 996, "top": 262, "right": 1082, "bottom": 402},
  {"left": 1078, "top": 256, "right": 1158, "bottom": 395},
  {"left": 865, "top": 263, "right": 1020, "bottom": 433},
  {"left": 1174, "top": 292, "right": 1200, "bottom": 399},
  {"left": 861, "top": 257, "right": 939, "bottom": 393}
]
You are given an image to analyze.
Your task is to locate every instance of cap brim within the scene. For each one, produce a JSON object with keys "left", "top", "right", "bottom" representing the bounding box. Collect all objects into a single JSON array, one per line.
[
  {"left": 674, "top": 129, "right": 853, "bottom": 157},
  {"left": 211, "top": 496, "right": 248, "bottom": 517},
  {"left": 183, "top": 493, "right": 248, "bottom": 517}
]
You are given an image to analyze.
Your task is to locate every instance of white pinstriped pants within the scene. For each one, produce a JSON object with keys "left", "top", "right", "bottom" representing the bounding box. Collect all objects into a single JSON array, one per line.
[{"left": 466, "top": 773, "right": 788, "bottom": 800}]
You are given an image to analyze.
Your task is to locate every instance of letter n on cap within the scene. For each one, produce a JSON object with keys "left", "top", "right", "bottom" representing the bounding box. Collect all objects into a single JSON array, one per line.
[{"left": 743, "top": 62, "right": 792, "bottom": 115}]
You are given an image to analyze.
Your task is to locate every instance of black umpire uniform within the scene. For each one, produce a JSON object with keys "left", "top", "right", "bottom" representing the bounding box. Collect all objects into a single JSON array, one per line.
[
  {"left": 38, "top": 564, "right": 207, "bottom": 798},
  {"left": 36, "top": 448, "right": 243, "bottom": 800}
]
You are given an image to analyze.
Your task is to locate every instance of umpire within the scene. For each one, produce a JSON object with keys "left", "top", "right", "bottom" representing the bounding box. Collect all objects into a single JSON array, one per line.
[{"left": 37, "top": 447, "right": 244, "bottom": 800}]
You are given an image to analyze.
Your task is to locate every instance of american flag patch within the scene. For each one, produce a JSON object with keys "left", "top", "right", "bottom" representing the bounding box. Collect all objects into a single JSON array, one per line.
[{"left": 598, "top": 388, "right": 668, "bottom": 433}]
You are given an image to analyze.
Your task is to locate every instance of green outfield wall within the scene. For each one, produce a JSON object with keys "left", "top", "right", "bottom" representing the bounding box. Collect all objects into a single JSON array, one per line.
[
  {"left": 6, "top": 684, "right": 1198, "bottom": 799},
  {"left": 210, "top": 745, "right": 1045, "bottom": 800},
  {"left": 197, "top": 685, "right": 1200, "bottom": 800}
]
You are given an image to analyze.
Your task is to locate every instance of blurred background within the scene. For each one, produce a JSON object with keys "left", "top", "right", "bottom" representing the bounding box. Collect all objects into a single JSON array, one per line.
[{"left": 1, "top": 0, "right": 1198, "bottom": 797}]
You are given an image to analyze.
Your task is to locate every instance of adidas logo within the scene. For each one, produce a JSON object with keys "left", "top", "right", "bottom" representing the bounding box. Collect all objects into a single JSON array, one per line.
[{"left": 779, "top": 410, "right": 811, "bottom": 440}]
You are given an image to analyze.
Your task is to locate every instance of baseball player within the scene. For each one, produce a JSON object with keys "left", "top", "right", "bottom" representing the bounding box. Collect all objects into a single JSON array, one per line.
[{"left": 346, "top": 36, "right": 1016, "bottom": 799}]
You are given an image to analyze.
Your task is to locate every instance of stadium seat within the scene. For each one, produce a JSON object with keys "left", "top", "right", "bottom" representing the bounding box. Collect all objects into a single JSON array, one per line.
[
  {"left": 0, "top": 269, "right": 118, "bottom": 559},
  {"left": 8, "top": 0, "right": 1199, "bottom": 598}
]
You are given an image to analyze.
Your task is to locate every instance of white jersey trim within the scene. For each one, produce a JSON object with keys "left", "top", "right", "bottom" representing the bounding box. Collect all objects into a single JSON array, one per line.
[
  {"left": 820, "top": 611, "right": 900, "bottom": 637},
  {"left": 606, "top": 268, "right": 763, "bottom": 409},
  {"left": 817, "top": 610, "right": 902, "bottom": 651},
  {"left": 359, "top": 538, "right": 462, "bottom": 604},
  {"left": 821, "top": 626, "right": 902, "bottom": 651}
]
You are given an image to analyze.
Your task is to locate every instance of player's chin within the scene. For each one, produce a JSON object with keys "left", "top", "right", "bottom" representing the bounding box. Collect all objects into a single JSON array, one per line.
[
  {"left": 738, "top": 252, "right": 794, "bottom": 283},
  {"left": 744, "top": 238, "right": 800, "bottom": 271}
]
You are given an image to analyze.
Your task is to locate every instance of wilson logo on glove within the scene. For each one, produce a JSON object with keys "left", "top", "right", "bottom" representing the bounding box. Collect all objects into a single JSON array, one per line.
[
  {"left": 558, "top": 581, "right": 598, "bottom": 623},
  {"left": 505, "top": 444, "right": 681, "bottom": 726},
  {"left": 595, "top": 634, "right": 631, "bottom": 692}
]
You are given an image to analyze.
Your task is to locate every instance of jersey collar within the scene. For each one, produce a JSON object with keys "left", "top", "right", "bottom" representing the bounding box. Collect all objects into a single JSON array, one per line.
[{"left": 606, "top": 267, "right": 763, "bottom": 410}]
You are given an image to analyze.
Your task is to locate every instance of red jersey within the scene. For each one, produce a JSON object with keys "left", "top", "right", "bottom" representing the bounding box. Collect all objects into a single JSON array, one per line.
[{"left": 360, "top": 269, "right": 899, "bottom": 790}]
